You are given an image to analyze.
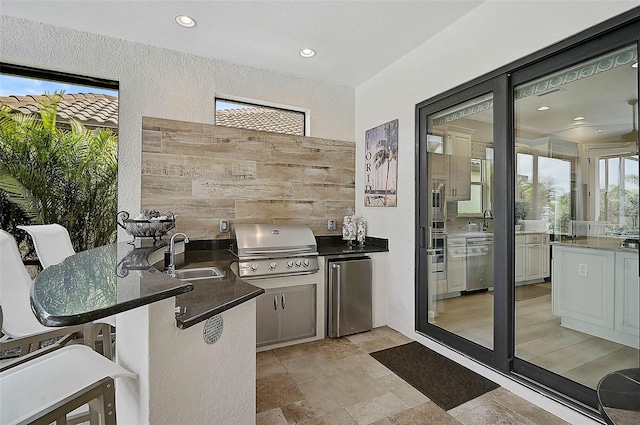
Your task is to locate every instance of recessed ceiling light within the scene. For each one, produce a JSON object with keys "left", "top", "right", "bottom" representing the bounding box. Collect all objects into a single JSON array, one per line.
[
  {"left": 596, "top": 129, "right": 603, "bottom": 133},
  {"left": 299, "top": 48, "right": 316, "bottom": 58},
  {"left": 537, "top": 106, "right": 550, "bottom": 111},
  {"left": 176, "top": 15, "right": 196, "bottom": 28},
  {"left": 632, "top": 62, "right": 638, "bottom": 68},
  {"left": 573, "top": 116, "right": 585, "bottom": 121}
]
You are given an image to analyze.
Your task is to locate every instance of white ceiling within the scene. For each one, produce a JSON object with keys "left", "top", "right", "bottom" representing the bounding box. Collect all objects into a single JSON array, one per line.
[{"left": 0, "top": 0, "right": 483, "bottom": 88}]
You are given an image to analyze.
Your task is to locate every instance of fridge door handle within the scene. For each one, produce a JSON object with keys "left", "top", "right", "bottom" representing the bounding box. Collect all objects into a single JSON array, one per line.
[{"left": 332, "top": 263, "right": 341, "bottom": 337}]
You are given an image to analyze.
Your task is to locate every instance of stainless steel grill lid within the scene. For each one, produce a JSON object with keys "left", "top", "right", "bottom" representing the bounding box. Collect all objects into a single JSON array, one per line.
[
  {"left": 234, "top": 224, "right": 317, "bottom": 259},
  {"left": 232, "top": 224, "right": 319, "bottom": 278}
]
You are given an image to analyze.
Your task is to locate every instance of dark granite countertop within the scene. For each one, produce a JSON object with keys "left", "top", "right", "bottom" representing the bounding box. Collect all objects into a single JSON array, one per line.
[
  {"left": 551, "top": 239, "right": 639, "bottom": 254},
  {"left": 31, "top": 240, "right": 265, "bottom": 330},
  {"left": 316, "top": 236, "right": 389, "bottom": 256},
  {"left": 31, "top": 242, "right": 194, "bottom": 327},
  {"left": 598, "top": 368, "right": 640, "bottom": 425},
  {"left": 171, "top": 245, "right": 264, "bottom": 330}
]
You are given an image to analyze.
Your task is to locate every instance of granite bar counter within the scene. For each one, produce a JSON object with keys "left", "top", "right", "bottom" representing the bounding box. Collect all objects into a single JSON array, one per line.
[
  {"left": 31, "top": 242, "right": 194, "bottom": 327},
  {"left": 31, "top": 239, "right": 264, "bottom": 330}
]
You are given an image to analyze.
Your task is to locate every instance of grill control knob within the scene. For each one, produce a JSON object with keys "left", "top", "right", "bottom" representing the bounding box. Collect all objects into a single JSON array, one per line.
[
  {"left": 251, "top": 263, "right": 259, "bottom": 271},
  {"left": 303, "top": 259, "right": 310, "bottom": 267},
  {"left": 295, "top": 260, "right": 302, "bottom": 267},
  {"left": 286, "top": 260, "right": 294, "bottom": 268},
  {"left": 269, "top": 261, "right": 277, "bottom": 270}
]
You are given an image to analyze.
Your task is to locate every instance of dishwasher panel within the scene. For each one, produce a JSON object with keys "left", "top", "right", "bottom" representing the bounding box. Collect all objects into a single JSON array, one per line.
[
  {"left": 466, "top": 238, "right": 494, "bottom": 290},
  {"left": 327, "top": 257, "right": 372, "bottom": 338}
]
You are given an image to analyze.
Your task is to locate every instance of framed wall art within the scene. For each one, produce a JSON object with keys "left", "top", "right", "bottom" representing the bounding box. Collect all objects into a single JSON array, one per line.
[{"left": 364, "top": 119, "right": 398, "bottom": 207}]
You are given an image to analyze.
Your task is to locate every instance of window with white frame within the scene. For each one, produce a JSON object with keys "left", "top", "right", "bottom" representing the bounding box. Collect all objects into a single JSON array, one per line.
[
  {"left": 598, "top": 154, "right": 639, "bottom": 233},
  {"left": 458, "top": 149, "right": 493, "bottom": 216}
]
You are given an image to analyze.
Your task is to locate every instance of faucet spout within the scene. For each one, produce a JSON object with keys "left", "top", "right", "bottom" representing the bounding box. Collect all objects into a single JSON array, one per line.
[
  {"left": 168, "top": 232, "right": 190, "bottom": 277},
  {"left": 482, "top": 209, "right": 493, "bottom": 232}
]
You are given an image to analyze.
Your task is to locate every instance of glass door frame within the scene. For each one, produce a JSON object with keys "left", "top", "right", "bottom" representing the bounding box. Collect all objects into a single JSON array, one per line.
[
  {"left": 415, "top": 7, "right": 640, "bottom": 414},
  {"left": 416, "top": 76, "right": 511, "bottom": 370}
]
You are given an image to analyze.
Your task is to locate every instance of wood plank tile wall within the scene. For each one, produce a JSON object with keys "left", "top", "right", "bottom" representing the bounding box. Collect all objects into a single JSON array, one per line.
[{"left": 141, "top": 117, "right": 355, "bottom": 239}]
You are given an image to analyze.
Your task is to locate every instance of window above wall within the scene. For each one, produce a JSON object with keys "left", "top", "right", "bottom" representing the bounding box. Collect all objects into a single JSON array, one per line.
[{"left": 215, "top": 98, "right": 305, "bottom": 136}]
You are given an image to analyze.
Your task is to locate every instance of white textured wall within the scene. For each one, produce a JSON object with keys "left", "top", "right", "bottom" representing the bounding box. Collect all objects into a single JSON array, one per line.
[
  {"left": 355, "top": 2, "right": 637, "bottom": 424},
  {"left": 0, "top": 15, "right": 355, "bottom": 219}
]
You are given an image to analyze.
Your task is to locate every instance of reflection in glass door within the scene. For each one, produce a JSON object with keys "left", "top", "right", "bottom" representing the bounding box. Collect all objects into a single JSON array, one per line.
[
  {"left": 425, "top": 93, "right": 495, "bottom": 350},
  {"left": 514, "top": 45, "right": 639, "bottom": 390}
]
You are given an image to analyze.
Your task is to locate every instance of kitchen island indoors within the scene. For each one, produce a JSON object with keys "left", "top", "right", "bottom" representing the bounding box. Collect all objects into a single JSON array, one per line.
[{"left": 552, "top": 239, "right": 639, "bottom": 349}]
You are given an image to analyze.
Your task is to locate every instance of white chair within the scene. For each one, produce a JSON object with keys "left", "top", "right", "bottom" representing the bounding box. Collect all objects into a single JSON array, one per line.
[
  {"left": 18, "top": 224, "right": 116, "bottom": 359},
  {"left": 0, "top": 344, "right": 136, "bottom": 425},
  {"left": 0, "top": 230, "right": 84, "bottom": 356},
  {"left": 17, "top": 224, "right": 75, "bottom": 269}
]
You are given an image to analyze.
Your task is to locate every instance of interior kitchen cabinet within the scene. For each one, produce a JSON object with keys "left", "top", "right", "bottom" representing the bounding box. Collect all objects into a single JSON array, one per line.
[
  {"left": 444, "top": 130, "right": 472, "bottom": 201},
  {"left": 428, "top": 129, "right": 472, "bottom": 201},
  {"left": 515, "top": 233, "right": 550, "bottom": 283},
  {"left": 256, "top": 284, "right": 316, "bottom": 347}
]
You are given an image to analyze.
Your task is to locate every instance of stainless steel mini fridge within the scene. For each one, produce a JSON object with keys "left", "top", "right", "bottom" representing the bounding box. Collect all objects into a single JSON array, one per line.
[{"left": 327, "top": 256, "right": 372, "bottom": 338}]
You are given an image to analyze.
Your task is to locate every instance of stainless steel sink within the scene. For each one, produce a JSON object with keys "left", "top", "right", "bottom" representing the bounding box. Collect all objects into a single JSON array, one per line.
[{"left": 173, "top": 267, "right": 225, "bottom": 281}]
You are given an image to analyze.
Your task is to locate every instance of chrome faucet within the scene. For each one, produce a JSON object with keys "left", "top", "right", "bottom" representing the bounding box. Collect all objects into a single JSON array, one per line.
[
  {"left": 482, "top": 209, "right": 493, "bottom": 232},
  {"left": 167, "top": 232, "right": 189, "bottom": 277}
]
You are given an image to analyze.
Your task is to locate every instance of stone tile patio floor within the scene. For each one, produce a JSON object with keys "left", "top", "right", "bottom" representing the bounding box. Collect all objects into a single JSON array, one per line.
[{"left": 256, "top": 326, "right": 571, "bottom": 425}]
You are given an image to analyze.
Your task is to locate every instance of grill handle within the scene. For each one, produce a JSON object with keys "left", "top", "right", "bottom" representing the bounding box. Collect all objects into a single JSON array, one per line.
[
  {"left": 243, "top": 247, "right": 314, "bottom": 256},
  {"left": 273, "top": 295, "right": 278, "bottom": 311}
]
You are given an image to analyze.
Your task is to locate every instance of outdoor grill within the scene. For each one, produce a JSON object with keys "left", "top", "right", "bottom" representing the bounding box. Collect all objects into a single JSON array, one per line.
[{"left": 232, "top": 224, "right": 319, "bottom": 279}]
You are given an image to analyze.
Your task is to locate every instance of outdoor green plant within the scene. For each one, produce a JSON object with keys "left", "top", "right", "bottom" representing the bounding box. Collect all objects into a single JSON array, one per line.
[
  {"left": 514, "top": 201, "right": 529, "bottom": 223},
  {"left": 0, "top": 93, "right": 118, "bottom": 252}
]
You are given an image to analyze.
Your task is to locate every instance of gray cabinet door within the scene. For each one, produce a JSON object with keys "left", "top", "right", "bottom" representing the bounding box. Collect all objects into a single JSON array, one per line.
[
  {"left": 280, "top": 284, "right": 316, "bottom": 342},
  {"left": 256, "top": 289, "right": 280, "bottom": 347}
]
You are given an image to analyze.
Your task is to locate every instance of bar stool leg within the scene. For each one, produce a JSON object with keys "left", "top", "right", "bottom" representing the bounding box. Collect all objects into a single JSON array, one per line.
[{"left": 102, "top": 378, "right": 117, "bottom": 425}]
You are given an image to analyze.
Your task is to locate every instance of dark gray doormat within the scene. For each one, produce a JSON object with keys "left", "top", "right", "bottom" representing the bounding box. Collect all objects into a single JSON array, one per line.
[{"left": 370, "top": 342, "right": 499, "bottom": 411}]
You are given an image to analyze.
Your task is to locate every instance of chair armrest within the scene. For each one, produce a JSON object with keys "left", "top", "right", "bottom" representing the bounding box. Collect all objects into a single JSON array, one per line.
[{"left": 0, "top": 343, "right": 63, "bottom": 372}]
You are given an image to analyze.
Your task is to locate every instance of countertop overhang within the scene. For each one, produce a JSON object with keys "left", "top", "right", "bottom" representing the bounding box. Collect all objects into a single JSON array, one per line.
[
  {"left": 30, "top": 241, "right": 265, "bottom": 330},
  {"left": 31, "top": 242, "right": 195, "bottom": 327}
]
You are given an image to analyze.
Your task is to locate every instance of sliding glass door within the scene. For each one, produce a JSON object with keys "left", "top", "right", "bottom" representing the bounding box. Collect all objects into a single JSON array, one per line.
[
  {"left": 417, "top": 80, "right": 502, "bottom": 368},
  {"left": 511, "top": 43, "right": 639, "bottom": 406},
  {"left": 417, "top": 11, "right": 639, "bottom": 413}
]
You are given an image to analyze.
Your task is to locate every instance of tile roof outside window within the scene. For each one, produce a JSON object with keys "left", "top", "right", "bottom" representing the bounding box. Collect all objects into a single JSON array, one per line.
[
  {"left": 0, "top": 93, "right": 118, "bottom": 133},
  {"left": 215, "top": 104, "right": 305, "bottom": 136},
  {"left": 0, "top": 93, "right": 305, "bottom": 137}
]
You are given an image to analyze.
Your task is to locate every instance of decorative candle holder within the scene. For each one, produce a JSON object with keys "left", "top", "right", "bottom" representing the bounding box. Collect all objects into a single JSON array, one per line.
[{"left": 342, "top": 207, "right": 356, "bottom": 245}]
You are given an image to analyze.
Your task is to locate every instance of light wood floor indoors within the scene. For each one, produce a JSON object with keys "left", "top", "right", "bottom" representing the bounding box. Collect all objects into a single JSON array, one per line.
[
  {"left": 256, "top": 327, "right": 572, "bottom": 425},
  {"left": 434, "top": 283, "right": 639, "bottom": 389}
]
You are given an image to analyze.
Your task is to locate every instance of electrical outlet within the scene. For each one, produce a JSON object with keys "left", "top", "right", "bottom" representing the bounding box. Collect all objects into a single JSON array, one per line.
[
  {"left": 328, "top": 219, "right": 336, "bottom": 230},
  {"left": 220, "top": 220, "right": 228, "bottom": 232},
  {"left": 578, "top": 263, "right": 588, "bottom": 277}
]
